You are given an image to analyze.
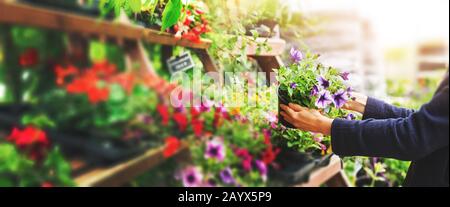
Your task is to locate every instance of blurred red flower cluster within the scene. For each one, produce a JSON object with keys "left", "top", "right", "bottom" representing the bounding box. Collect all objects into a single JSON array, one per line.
[
  {"left": 163, "top": 136, "right": 181, "bottom": 158},
  {"left": 54, "top": 61, "right": 135, "bottom": 104},
  {"left": 173, "top": 4, "right": 210, "bottom": 43},
  {"left": 7, "top": 126, "right": 50, "bottom": 161}
]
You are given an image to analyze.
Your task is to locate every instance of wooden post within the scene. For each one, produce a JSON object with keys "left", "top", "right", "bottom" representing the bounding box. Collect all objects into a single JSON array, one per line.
[
  {"left": 253, "top": 55, "right": 283, "bottom": 85},
  {"left": 123, "top": 40, "right": 156, "bottom": 75}
]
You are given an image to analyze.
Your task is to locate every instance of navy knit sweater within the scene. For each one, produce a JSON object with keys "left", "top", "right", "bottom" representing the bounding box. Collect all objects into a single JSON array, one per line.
[{"left": 331, "top": 72, "right": 449, "bottom": 187}]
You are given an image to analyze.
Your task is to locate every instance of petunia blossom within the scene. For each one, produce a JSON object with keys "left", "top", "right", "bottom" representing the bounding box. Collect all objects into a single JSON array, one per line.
[
  {"left": 290, "top": 47, "right": 303, "bottom": 63},
  {"left": 340, "top": 71, "right": 350, "bottom": 81},
  {"left": 310, "top": 85, "right": 319, "bottom": 96},
  {"left": 332, "top": 89, "right": 348, "bottom": 108},
  {"left": 317, "top": 76, "right": 330, "bottom": 89},
  {"left": 255, "top": 160, "right": 268, "bottom": 181},
  {"left": 220, "top": 167, "right": 235, "bottom": 185},
  {"left": 315, "top": 90, "right": 332, "bottom": 109},
  {"left": 180, "top": 166, "right": 203, "bottom": 187},
  {"left": 290, "top": 82, "right": 298, "bottom": 89},
  {"left": 346, "top": 113, "right": 356, "bottom": 120},
  {"left": 205, "top": 138, "right": 226, "bottom": 161}
]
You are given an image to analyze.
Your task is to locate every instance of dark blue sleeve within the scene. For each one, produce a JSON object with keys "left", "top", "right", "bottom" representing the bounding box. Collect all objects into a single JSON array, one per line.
[
  {"left": 331, "top": 86, "right": 449, "bottom": 161},
  {"left": 363, "top": 97, "right": 415, "bottom": 120}
]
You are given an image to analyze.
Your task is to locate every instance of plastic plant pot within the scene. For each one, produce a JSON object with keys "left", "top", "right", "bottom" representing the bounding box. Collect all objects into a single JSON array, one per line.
[{"left": 278, "top": 87, "right": 296, "bottom": 129}]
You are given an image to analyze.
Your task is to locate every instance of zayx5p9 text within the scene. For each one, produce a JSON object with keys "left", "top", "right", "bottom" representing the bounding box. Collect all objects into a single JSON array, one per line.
[{"left": 178, "top": 191, "right": 272, "bottom": 205}]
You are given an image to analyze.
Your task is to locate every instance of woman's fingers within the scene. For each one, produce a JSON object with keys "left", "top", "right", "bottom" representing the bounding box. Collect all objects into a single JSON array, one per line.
[
  {"left": 280, "top": 104, "right": 296, "bottom": 117},
  {"left": 288, "top": 103, "right": 305, "bottom": 112},
  {"left": 280, "top": 112, "right": 296, "bottom": 125}
]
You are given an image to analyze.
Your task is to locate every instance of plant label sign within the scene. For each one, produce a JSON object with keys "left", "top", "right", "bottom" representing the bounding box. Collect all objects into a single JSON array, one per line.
[{"left": 167, "top": 52, "right": 195, "bottom": 74}]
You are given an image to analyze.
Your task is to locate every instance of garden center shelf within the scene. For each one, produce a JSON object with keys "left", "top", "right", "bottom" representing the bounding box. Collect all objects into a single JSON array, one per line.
[
  {"left": 0, "top": 0, "right": 210, "bottom": 49},
  {"left": 73, "top": 141, "right": 189, "bottom": 187}
]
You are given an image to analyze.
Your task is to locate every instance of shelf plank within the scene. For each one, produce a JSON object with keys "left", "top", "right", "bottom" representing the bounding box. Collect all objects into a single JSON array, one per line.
[
  {"left": 0, "top": 1, "right": 211, "bottom": 49},
  {"left": 294, "top": 155, "right": 343, "bottom": 187},
  {"left": 74, "top": 141, "right": 189, "bottom": 187}
]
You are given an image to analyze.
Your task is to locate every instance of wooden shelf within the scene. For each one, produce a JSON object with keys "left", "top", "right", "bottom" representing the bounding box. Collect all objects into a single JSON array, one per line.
[
  {"left": 74, "top": 141, "right": 189, "bottom": 187},
  {"left": 294, "top": 155, "right": 349, "bottom": 187},
  {"left": 0, "top": 0, "right": 211, "bottom": 49}
]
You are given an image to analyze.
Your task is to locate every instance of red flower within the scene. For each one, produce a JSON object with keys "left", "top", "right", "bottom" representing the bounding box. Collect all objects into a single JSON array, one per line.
[
  {"left": 7, "top": 127, "right": 50, "bottom": 160},
  {"left": 86, "top": 87, "right": 110, "bottom": 104},
  {"left": 173, "top": 112, "right": 188, "bottom": 132},
  {"left": 55, "top": 65, "right": 79, "bottom": 86},
  {"left": 163, "top": 136, "right": 181, "bottom": 158},
  {"left": 191, "top": 119, "right": 204, "bottom": 137},
  {"left": 235, "top": 148, "right": 253, "bottom": 172},
  {"left": 261, "top": 147, "right": 280, "bottom": 165},
  {"left": 157, "top": 104, "right": 170, "bottom": 126},
  {"left": 91, "top": 61, "right": 117, "bottom": 78},
  {"left": 182, "top": 31, "right": 201, "bottom": 43},
  {"left": 19, "top": 48, "right": 39, "bottom": 67},
  {"left": 261, "top": 129, "right": 280, "bottom": 165},
  {"left": 59, "top": 62, "right": 113, "bottom": 104},
  {"left": 41, "top": 182, "right": 53, "bottom": 188},
  {"left": 190, "top": 106, "right": 201, "bottom": 119}
]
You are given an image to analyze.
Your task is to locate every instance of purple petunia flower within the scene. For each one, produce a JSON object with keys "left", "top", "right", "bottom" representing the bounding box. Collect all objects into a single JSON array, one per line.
[
  {"left": 205, "top": 138, "right": 226, "bottom": 161},
  {"left": 181, "top": 166, "right": 203, "bottom": 187},
  {"left": 317, "top": 76, "right": 330, "bottom": 89},
  {"left": 332, "top": 89, "right": 348, "bottom": 108},
  {"left": 290, "top": 82, "right": 298, "bottom": 89},
  {"left": 310, "top": 85, "right": 319, "bottom": 96},
  {"left": 340, "top": 71, "right": 350, "bottom": 81},
  {"left": 255, "top": 160, "right": 268, "bottom": 181},
  {"left": 220, "top": 168, "right": 235, "bottom": 185},
  {"left": 346, "top": 113, "right": 356, "bottom": 120},
  {"left": 290, "top": 47, "right": 303, "bottom": 63},
  {"left": 315, "top": 90, "right": 332, "bottom": 109}
]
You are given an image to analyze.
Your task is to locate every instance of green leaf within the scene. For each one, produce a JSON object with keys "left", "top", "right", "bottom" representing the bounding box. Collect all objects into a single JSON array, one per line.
[
  {"left": 89, "top": 41, "right": 106, "bottom": 62},
  {"left": 161, "top": 0, "right": 182, "bottom": 31},
  {"left": 129, "top": 0, "right": 142, "bottom": 13}
]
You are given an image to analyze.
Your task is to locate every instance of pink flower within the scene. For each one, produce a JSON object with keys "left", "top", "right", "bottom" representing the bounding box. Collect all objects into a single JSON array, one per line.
[
  {"left": 205, "top": 138, "right": 226, "bottom": 162},
  {"left": 180, "top": 166, "right": 203, "bottom": 187}
]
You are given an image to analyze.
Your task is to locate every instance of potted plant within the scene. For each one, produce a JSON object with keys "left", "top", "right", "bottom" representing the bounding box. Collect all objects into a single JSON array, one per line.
[
  {"left": 178, "top": 116, "right": 278, "bottom": 187},
  {"left": 20, "top": 61, "right": 164, "bottom": 163},
  {"left": 0, "top": 126, "right": 74, "bottom": 187},
  {"left": 272, "top": 48, "right": 355, "bottom": 185}
]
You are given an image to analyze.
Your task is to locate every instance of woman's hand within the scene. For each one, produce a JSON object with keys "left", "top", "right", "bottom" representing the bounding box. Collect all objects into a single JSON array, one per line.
[
  {"left": 280, "top": 103, "right": 333, "bottom": 136},
  {"left": 343, "top": 92, "right": 368, "bottom": 114}
]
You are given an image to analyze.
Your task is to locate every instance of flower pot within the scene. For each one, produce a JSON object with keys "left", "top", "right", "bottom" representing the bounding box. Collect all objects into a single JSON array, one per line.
[
  {"left": 134, "top": 10, "right": 162, "bottom": 30},
  {"left": 278, "top": 88, "right": 296, "bottom": 129},
  {"left": 47, "top": 130, "right": 158, "bottom": 165},
  {"left": 269, "top": 142, "right": 333, "bottom": 186},
  {"left": 0, "top": 104, "right": 32, "bottom": 129},
  {"left": 245, "top": 19, "right": 279, "bottom": 38}
]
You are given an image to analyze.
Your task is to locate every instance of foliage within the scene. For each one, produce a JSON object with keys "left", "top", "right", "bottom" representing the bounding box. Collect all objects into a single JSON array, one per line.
[
  {"left": 275, "top": 49, "right": 354, "bottom": 153},
  {"left": 0, "top": 127, "right": 74, "bottom": 187}
]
